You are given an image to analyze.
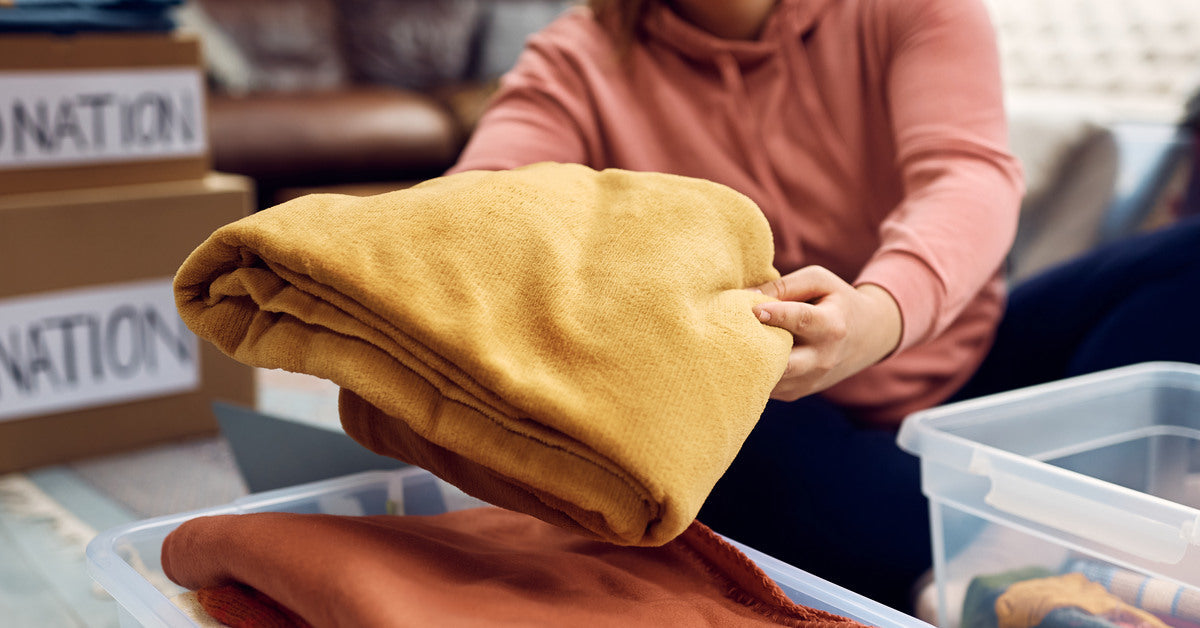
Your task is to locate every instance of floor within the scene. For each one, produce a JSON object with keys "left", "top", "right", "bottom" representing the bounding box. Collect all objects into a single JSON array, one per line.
[{"left": 0, "top": 369, "right": 341, "bottom": 628}]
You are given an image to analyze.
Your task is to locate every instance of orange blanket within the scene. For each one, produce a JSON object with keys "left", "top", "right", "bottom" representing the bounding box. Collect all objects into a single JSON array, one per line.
[{"left": 162, "top": 506, "right": 868, "bottom": 628}]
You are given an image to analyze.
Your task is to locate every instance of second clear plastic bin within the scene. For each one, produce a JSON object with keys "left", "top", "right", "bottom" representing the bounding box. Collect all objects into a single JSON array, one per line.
[{"left": 899, "top": 361, "right": 1200, "bottom": 628}]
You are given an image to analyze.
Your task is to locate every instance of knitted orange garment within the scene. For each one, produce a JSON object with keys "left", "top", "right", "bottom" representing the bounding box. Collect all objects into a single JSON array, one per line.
[{"left": 163, "top": 507, "right": 870, "bottom": 628}]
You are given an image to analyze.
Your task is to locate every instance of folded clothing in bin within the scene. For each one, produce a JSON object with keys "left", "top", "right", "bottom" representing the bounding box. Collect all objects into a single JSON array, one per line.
[
  {"left": 162, "top": 506, "right": 866, "bottom": 627},
  {"left": 961, "top": 565, "right": 1178, "bottom": 628},
  {"left": 1062, "top": 559, "right": 1200, "bottom": 626},
  {"left": 173, "top": 162, "right": 792, "bottom": 546}
]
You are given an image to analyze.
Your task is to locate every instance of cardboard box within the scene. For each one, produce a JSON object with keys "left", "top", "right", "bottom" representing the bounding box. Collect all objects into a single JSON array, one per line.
[
  {"left": 0, "top": 173, "right": 254, "bottom": 472},
  {"left": 0, "top": 33, "right": 209, "bottom": 195}
]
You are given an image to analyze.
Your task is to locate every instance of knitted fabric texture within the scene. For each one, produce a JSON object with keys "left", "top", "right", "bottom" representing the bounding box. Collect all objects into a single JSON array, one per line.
[
  {"left": 162, "top": 507, "right": 868, "bottom": 627},
  {"left": 194, "top": 584, "right": 311, "bottom": 628},
  {"left": 173, "top": 162, "right": 792, "bottom": 545}
]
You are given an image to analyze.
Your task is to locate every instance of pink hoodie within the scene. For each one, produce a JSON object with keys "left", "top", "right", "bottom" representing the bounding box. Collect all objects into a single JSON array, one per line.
[{"left": 449, "top": 0, "right": 1024, "bottom": 425}]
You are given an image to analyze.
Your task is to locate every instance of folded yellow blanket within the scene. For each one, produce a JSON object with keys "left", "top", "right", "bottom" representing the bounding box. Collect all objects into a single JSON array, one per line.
[{"left": 174, "top": 162, "right": 791, "bottom": 546}]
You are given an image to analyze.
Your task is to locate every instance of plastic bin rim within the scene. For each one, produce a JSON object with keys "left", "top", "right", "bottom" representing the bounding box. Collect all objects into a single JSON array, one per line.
[
  {"left": 896, "top": 361, "right": 1200, "bottom": 457},
  {"left": 84, "top": 468, "right": 426, "bottom": 626},
  {"left": 893, "top": 362, "right": 1200, "bottom": 565}
]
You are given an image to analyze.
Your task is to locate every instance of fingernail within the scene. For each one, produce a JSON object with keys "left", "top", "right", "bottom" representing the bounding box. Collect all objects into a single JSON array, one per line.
[
  {"left": 749, "top": 288, "right": 762, "bottom": 294},
  {"left": 756, "top": 308, "right": 770, "bottom": 322}
]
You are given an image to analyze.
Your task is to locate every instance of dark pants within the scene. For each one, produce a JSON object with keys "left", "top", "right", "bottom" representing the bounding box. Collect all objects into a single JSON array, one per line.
[{"left": 698, "top": 216, "right": 1200, "bottom": 614}]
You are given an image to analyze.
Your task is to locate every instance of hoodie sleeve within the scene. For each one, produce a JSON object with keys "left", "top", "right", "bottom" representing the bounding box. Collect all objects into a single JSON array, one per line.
[
  {"left": 447, "top": 11, "right": 603, "bottom": 175},
  {"left": 854, "top": 0, "right": 1024, "bottom": 352}
]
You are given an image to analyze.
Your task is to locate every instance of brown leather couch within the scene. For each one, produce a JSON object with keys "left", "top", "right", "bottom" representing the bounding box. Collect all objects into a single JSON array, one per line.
[
  {"left": 184, "top": 0, "right": 573, "bottom": 209},
  {"left": 208, "top": 88, "right": 464, "bottom": 208}
]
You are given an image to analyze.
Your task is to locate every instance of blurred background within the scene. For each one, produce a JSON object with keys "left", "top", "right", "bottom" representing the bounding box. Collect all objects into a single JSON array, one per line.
[
  {"left": 185, "top": 0, "right": 1200, "bottom": 279},
  {"left": 1, "top": 0, "right": 1199, "bottom": 625}
]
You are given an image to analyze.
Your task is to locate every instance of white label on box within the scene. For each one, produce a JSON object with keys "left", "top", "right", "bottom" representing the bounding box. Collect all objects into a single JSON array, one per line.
[
  {"left": 0, "top": 278, "right": 200, "bottom": 423},
  {"left": 0, "top": 68, "right": 206, "bottom": 169}
]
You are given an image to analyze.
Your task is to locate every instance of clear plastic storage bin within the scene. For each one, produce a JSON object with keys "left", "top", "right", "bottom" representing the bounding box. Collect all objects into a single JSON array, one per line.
[
  {"left": 898, "top": 362, "right": 1200, "bottom": 628},
  {"left": 87, "top": 465, "right": 931, "bottom": 627}
]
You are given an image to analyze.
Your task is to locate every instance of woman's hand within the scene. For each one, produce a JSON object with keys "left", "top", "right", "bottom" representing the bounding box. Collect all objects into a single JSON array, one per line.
[{"left": 752, "top": 266, "right": 902, "bottom": 401}]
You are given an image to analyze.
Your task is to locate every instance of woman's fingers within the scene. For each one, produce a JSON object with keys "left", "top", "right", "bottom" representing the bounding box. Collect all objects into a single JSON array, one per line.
[
  {"left": 770, "top": 345, "right": 828, "bottom": 401},
  {"left": 755, "top": 266, "right": 842, "bottom": 303},
  {"left": 750, "top": 265, "right": 902, "bottom": 399},
  {"left": 752, "top": 300, "right": 845, "bottom": 344},
  {"left": 752, "top": 267, "right": 841, "bottom": 336},
  {"left": 751, "top": 267, "right": 902, "bottom": 400}
]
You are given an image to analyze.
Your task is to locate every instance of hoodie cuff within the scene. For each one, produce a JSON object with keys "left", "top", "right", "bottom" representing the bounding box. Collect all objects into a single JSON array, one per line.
[{"left": 854, "top": 250, "right": 943, "bottom": 353}]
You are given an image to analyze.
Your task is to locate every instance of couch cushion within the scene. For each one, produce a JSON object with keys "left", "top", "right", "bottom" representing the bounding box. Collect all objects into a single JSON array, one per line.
[{"left": 208, "top": 88, "right": 461, "bottom": 186}]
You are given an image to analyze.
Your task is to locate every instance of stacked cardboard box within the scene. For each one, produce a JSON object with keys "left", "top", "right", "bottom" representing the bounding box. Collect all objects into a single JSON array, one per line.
[
  {"left": 0, "top": 33, "right": 211, "bottom": 194},
  {"left": 0, "top": 33, "right": 255, "bottom": 472}
]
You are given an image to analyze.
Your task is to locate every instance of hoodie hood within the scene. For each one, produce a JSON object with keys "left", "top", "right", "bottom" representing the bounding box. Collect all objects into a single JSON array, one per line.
[{"left": 637, "top": 0, "right": 852, "bottom": 236}]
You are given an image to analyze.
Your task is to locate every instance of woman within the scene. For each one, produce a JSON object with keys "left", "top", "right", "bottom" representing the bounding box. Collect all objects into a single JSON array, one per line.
[{"left": 446, "top": 0, "right": 1200, "bottom": 613}]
